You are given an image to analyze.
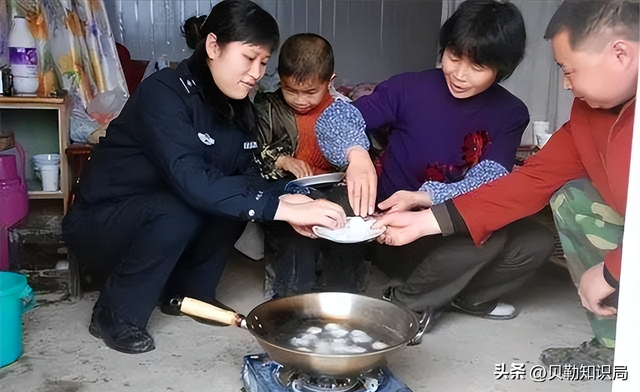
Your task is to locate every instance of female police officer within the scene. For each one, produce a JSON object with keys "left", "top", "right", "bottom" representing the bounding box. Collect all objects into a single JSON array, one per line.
[{"left": 62, "top": 0, "right": 346, "bottom": 354}]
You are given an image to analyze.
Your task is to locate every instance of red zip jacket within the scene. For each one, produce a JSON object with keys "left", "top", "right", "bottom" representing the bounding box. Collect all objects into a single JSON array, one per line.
[{"left": 453, "top": 97, "right": 634, "bottom": 281}]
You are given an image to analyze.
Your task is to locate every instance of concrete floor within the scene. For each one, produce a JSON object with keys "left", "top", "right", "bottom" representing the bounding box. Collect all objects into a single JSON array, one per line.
[{"left": 0, "top": 252, "right": 611, "bottom": 392}]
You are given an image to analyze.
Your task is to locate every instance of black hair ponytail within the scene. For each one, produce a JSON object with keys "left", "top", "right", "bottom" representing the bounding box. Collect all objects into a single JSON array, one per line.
[{"left": 182, "top": 15, "right": 206, "bottom": 50}]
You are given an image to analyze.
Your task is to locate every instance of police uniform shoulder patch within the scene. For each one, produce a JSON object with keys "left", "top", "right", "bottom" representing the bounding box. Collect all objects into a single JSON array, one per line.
[{"left": 198, "top": 132, "right": 215, "bottom": 145}]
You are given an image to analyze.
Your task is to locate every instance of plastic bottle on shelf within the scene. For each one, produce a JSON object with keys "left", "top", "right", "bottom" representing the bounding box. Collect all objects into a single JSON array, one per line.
[{"left": 8, "top": 16, "right": 38, "bottom": 96}]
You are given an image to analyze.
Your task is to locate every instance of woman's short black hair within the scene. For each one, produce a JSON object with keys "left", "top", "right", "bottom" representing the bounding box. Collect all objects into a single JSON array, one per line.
[
  {"left": 439, "top": 0, "right": 526, "bottom": 82},
  {"left": 197, "top": 0, "right": 279, "bottom": 52}
]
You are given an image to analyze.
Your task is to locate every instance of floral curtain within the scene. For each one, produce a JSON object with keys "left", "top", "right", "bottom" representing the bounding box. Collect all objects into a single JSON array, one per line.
[
  {"left": 0, "top": 0, "right": 128, "bottom": 143},
  {"left": 0, "top": 1, "right": 8, "bottom": 65}
]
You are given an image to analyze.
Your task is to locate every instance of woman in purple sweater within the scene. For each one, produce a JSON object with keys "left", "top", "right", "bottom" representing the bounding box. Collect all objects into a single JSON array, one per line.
[
  {"left": 354, "top": 66, "right": 529, "bottom": 202},
  {"left": 315, "top": 0, "right": 555, "bottom": 344}
]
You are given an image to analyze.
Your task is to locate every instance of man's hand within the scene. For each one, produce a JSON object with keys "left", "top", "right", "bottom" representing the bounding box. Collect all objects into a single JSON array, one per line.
[
  {"left": 345, "top": 146, "right": 377, "bottom": 217},
  {"left": 275, "top": 194, "right": 347, "bottom": 237},
  {"left": 276, "top": 156, "right": 314, "bottom": 179},
  {"left": 578, "top": 262, "right": 617, "bottom": 317},
  {"left": 378, "top": 190, "right": 432, "bottom": 213},
  {"left": 372, "top": 209, "right": 441, "bottom": 246}
]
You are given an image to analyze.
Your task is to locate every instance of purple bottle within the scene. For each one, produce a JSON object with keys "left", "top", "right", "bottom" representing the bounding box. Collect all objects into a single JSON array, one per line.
[{"left": 8, "top": 16, "right": 38, "bottom": 95}]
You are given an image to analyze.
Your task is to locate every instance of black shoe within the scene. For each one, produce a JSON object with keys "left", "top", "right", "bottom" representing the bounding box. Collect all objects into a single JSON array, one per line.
[
  {"left": 89, "top": 307, "right": 155, "bottom": 354},
  {"left": 450, "top": 299, "right": 519, "bottom": 320},
  {"left": 382, "top": 287, "right": 393, "bottom": 302},
  {"left": 159, "top": 296, "right": 236, "bottom": 326},
  {"left": 407, "top": 307, "right": 444, "bottom": 346},
  {"left": 540, "top": 338, "right": 614, "bottom": 367},
  {"left": 382, "top": 287, "right": 442, "bottom": 346}
]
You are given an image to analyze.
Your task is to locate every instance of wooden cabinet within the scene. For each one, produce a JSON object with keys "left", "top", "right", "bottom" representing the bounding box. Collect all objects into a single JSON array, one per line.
[{"left": 0, "top": 96, "right": 70, "bottom": 213}]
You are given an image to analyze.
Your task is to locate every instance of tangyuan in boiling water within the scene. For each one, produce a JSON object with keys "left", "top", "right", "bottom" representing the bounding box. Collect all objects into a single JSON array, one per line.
[
  {"left": 372, "top": 341, "right": 389, "bottom": 350},
  {"left": 305, "top": 327, "right": 322, "bottom": 334},
  {"left": 349, "top": 329, "right": 373, "bottom": 344},
  {"left": 323, "top": 323, "right": 349, "bottom": 337},
  {"left": 290, "top": 334, "right": 319, "bottom": 347},
  {"left": 325, "top": 326, "right": 349, "bottom": 338},
  {"left": 288, "top": 323, "right": 389, "bottom": 354},
  {"left": 341, "top": 344, "right": 367, "bottom": 354}
]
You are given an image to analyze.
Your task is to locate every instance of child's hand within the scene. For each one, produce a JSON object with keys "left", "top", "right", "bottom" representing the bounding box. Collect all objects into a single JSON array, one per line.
[
  {"left": 276, "top": 156, "right": 314, "bottom": 178},
  {"left": 346, "top": 146, "right": 377, "bottom": 217}
]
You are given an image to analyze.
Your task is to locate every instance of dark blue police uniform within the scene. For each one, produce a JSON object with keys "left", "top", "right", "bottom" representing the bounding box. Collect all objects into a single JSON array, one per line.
[{"left": 63, "top": 55, "right": 285, "bottom": 328}]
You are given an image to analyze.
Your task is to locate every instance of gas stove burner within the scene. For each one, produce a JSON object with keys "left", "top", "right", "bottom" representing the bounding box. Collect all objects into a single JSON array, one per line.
[
  {"left": 277, "top": 366, "right": 380, "bottom": 392},
  {"left": 241, "top": 354, "right": 414, "bottom": 392}
]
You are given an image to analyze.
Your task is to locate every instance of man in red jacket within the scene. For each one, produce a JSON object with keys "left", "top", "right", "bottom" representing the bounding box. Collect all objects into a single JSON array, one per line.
[{"left": 374, "top": 0, "right": 637, "bottom": 366}]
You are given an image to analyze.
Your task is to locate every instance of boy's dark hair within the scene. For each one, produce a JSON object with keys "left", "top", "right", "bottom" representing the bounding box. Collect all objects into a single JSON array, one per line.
[
  {"left": 197, "top": 0, "right": 279, "bottom": 53},
  {"left": 182, "top": 15, "right": 207, "bottom": 50},
  {"left": 544, "top": 0, "right": 639, "bottom": 49},
  {"left": 278, "top": 33, "right": 335, "bottom": 83},
  {"left": 439, "top": 0, "right": 526, "bottom": 82}
]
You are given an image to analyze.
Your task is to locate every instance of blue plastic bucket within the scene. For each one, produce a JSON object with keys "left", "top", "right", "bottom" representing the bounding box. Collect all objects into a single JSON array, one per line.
[{"left": 0, "top": 272, "right": 33, "bottom": 368}]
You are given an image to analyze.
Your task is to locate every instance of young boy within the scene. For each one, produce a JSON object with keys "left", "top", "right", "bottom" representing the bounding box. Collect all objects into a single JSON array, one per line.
[
  {"left": 255, "top": 33, "right": 370, "bottom": 297},
  {"left": 255, "top": 33, "right": 367, "bottom": 180},
  {"left": 375, "top": 0, "right": 638, "bottom": 366}
]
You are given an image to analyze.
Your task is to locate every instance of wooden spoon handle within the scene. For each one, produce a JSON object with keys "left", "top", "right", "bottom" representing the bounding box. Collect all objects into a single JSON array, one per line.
[{"left": 180, "top": 297, "right": 241, "bottom": 326}]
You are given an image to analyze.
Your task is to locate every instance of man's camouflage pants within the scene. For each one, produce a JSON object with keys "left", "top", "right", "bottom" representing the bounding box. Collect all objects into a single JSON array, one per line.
[{"left": 550, "top": 179, "right": 623, "bottom": 349}]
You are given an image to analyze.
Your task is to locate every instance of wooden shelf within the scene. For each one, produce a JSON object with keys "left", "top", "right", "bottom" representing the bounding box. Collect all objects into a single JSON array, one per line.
[
  {"left": 0, "top": 96, "right": 71, "bottom": 213},
  {"left": 28, "top": 190, "right": 64, "bottom": 199},
  {"left": 0, "top": 96, "right": 66, "bottom": 105}
]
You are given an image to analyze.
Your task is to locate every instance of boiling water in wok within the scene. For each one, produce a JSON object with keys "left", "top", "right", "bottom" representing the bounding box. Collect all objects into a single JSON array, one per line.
[
  {"left": 181, "top": 293, "right": 419, "bottom": 378},
  {"left": 239, "top": 293, "right": 419, "bottom": 377},
  {"left": 274, "top": 317, "right": 404, "bottom": 355}
]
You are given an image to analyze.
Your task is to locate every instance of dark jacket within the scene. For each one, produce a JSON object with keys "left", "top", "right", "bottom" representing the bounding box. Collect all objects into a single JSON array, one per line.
[
  {"left": 254, "top": 89, "right": 298, "bottom": 180},
  {"left": 76, "top": 54, "right": 283, "bottom": 221}
]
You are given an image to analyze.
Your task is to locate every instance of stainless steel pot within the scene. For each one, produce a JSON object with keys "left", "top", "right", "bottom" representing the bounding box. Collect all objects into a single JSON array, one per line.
[{"left": 180, "top": 292, "right": 419, "bottom": 377}]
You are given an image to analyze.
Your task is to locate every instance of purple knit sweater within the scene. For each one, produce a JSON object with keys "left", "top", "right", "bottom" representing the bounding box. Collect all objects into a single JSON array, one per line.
[{"left": 353, "top": 69, "right": 529, "bottom": 201}]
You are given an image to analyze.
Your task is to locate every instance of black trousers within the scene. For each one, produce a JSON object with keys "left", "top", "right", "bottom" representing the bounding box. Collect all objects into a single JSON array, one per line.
[
  {"left": 263, "top": 221, "right": 369, "bottom": 297},
  {"left": 263, "top": 184, "right": 368, "bottom": 297},
  {"left": 62, "top": 191, "right": 246, "bottom": 328},
  {"left": 370, "top": 218, "right": 555, "bottom": 312}
]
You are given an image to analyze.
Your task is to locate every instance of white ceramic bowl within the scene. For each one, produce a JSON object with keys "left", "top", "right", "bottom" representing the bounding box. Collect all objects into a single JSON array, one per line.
[{"left": 313, "top": 217, "right": 385, "bottom": 243}]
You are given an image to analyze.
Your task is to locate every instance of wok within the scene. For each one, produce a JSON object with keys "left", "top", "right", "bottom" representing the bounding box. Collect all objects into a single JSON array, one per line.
[{"left": 180, "top": 292, "right": 419, "bottom": 378}]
